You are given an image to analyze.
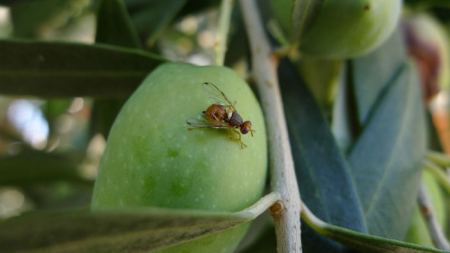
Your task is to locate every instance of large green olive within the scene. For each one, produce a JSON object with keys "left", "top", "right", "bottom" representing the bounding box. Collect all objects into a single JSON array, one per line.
[
  {"left": 272, "top": 0, "right": 402, "bottom": 59},
  {"left": 91, "top": 63, "right": 267, "bottom": 252}
]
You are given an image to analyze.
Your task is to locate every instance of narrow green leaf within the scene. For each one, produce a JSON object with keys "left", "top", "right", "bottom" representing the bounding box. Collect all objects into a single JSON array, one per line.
[
  {"left": 0, "top": 40, "right": 164, "bottom": 97},
  {"left": 91, "top": 0, "right": 140, "bottom": 137},
  {"left": 349, "top": 40, "right": 427, "bottom": 239},
  {"left": 302, "top": 204, "right": 448, "bottom": 253},
  {"left": 351, "top": 31, "right": 407, "bottom": 125},
  {"left": 279, "top": 59, "right": 366, "bottom": 252},
  {"left": 331, "top": 63, "right": 360, "bottom": 153},
  {"left": 0, "top": 193, "right": 279, "bottom": 253},
  {"left": 0, "top": 151, "right": 87, "bottom": 186},
  {"left": 280, "top": 59, "right": 366, "bottom": 231},
  {"left": 96, "top": 0, "right": 141, "bottom": 48}
]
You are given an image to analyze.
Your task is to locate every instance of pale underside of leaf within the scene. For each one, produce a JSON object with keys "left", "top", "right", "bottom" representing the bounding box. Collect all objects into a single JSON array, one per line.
[
  {"left": 0, "top": 193, "right": 280, "bottom": 253},
  {"left": 348, "top": 31, "right": 427, "bottom": 239}
]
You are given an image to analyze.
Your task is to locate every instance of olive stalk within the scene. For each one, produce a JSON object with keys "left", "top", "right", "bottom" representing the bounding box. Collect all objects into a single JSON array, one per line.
[
  {"left": 417, "top": 183, "right": 450, "bottom": 250},
  {"left": 424, "top": 160, "right": 450, "bottom": 194},
  {"left": 427, "top": 151, "right": 450, "bottom": 168},
  {"left": 239, "top": 0, "right": 302, "bottom": 252},
  {"left": 215, "top": 0, "right": 235, "bottom": 66}
]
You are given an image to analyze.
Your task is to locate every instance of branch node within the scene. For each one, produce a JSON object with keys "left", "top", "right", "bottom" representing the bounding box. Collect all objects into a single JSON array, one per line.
[{"left": 270, "top": 201, "right": 284, "bottom": 218}]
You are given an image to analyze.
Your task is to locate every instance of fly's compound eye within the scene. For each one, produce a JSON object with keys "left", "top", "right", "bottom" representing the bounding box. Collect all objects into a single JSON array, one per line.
[{"left": 240, "top": 121, "right": 252, "bottom": 135}]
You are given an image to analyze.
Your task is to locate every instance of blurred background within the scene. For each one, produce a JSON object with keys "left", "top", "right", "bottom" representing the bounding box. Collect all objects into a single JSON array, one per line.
[
  {"left": 0, "top": 1, "right": 449, "bottom": 246},
  {"left": 0, "top": 0, "right": 231, "bottom": 218}
]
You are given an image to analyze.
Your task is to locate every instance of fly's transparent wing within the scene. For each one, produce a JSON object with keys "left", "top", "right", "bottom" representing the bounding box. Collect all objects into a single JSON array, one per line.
[
  {"left": 202, "top": 82, "right": 236, "bottom": 110},
  {"left": 186, "top": 118, "right": 229, "bottom": 129}
]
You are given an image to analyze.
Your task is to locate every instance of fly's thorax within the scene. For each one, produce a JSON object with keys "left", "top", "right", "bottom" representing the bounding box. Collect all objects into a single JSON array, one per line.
[{"left": 228, "top": 111, "right": 243, "bottom": 127}]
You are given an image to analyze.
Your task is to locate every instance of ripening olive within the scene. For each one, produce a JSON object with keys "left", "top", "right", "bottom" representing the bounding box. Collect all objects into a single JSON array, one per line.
[
  {"left": 272, "top": 0, "right": 402, "bottom": 59},
  {"left": 91, "top": 63, "right": 268, "bottom": 253},
  {"left": 404, "top": 13, "right": 450, "bottom": 99}
]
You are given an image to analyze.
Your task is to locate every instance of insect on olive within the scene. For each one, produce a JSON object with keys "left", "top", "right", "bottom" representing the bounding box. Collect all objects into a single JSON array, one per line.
[{"left": 186, "top": 82, "right": 254, "bottom": 148}]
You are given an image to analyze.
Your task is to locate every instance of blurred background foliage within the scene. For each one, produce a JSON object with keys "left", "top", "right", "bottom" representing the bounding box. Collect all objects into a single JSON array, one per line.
[
  {"left": 0, "top": 0, "right": 226, "bottom": 218},
  {"left": 0, "top": 0, "right": 449, "bottom": 252}
]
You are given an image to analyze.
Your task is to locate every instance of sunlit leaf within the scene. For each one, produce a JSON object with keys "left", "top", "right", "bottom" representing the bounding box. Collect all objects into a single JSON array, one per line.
[
  {"left": 351, "top": 32, "right": 407, "bottom": 125},
  {"left": 348, "top": 31, "right": 427, "bottom": 239}
]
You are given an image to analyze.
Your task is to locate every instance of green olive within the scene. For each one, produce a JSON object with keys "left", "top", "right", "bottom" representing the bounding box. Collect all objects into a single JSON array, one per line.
[
  {"left": 272, "top": 0, "right": 402, "bottom": 59},
  {"left": 91, "top": 63, "right": 268, "bottom": 252}
]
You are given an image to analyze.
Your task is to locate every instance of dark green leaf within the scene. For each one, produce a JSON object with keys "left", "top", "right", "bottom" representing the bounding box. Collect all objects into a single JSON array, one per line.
[
  {"left": 0, "top": 193, "right": 278, "bottom": 253},
  {"left": 349, "top": 31, "right": 427, "bottom": 239},
  {"left": 0, "top": 40, "right": 165, "bottom": 97},
  {"left": 22, "top": 183, "right": 93, "bottom": 210},
  {"left": 406, "top": 0, "right": 450, "bottom": 8},
  {"left": 224, "top": 5, "right": 249, "bottom": 66},
  {"left": 96, "top": 0, "right": 141, "bottom": 48},
  {"left": 302, "top": 204, "right": 448, "bottom": 253},
  {"left": 236, "top": 220, "right": 276, "bottom": 253},
  {"left": 91, "top": 0, "right": 140, "bottom": 137},
  {"left": 90, "top": 99, "right": 124, "bottom": 137},
  {"left": 0, "top": 151, "right": 87, "bottom": 186},
  {"left": 279, "top": 59, "right": 366, "bottom": 252},
  {"left": 280, "top": 59, "right": 366, "bottom": 231}
]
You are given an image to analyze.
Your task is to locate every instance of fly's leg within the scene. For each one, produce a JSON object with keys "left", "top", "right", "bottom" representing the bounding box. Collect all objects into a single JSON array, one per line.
[{"left": 229, "top": 129, "right": 246, "bottom": 149}]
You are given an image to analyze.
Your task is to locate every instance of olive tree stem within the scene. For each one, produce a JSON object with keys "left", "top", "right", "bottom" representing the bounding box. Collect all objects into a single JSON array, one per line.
[
  {"left": 239, "top": 0, "right": 302, "bottom": 252},
  {"left": 215, "top": 0, "right": 234, "bottom": 66},
  {"left": 424, "top": 160, "right": 450, "bottom": 194},
  {"left": 417, "top": 183, "right": 450, "bottom": 251}
]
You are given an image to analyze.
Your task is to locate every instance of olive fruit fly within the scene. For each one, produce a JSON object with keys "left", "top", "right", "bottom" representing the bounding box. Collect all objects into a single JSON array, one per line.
[{"left": 187, "top": 82, "right": 254, "bottom": 148}]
